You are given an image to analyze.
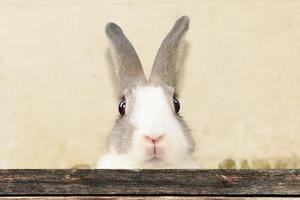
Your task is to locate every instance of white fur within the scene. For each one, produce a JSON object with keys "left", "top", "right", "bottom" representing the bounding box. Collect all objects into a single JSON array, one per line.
[{"left": 97, "top": 86, "right": 198, "bottom": 168}]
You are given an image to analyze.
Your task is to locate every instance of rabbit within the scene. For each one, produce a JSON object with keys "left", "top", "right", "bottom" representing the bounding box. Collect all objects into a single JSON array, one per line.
[{"left": 97, "top": 16, "right": 198, "bottom": 169}]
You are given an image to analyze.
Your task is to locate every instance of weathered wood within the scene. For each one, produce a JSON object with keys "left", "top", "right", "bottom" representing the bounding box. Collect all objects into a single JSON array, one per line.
[
  {"left": 0, "top": 197, "right": 299, "bottom": 200},
  {"left": 0, "top": 170, "right": 299, "bottom": 196}
]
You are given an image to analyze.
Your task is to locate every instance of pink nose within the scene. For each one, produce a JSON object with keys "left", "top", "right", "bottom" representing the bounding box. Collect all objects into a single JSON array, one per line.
[{"left": 143, "top": 134, "right": 165, "bottom": 144}]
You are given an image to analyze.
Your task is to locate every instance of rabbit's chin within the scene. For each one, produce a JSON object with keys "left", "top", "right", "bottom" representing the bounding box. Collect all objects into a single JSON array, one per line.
[{"left": 96, "top": 153, "right": 199, "bottom": 169}]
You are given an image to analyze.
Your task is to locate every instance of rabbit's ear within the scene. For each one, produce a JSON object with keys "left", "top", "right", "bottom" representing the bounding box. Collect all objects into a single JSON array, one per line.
[
  {"left": 106, "top": 23, "right": 146, "bottom": 91},
  {"left": 149, "top": 16, "right": 189, "bottom": 88}
]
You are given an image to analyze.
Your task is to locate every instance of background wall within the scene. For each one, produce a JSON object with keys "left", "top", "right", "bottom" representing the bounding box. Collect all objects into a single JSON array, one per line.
[{"left": 0, "top": 0, "right": 299, "bottom": 168}]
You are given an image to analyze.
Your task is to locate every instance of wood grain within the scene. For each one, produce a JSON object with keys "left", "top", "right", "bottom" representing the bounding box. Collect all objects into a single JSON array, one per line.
[
  {"left": 0, "top": 197, "right": 300, "bottom": 200},
  {"left": 0, "top": 170, "right": 299, "bottom": 196}
]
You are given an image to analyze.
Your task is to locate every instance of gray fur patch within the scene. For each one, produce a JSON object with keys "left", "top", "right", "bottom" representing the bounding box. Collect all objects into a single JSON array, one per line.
[
  {"left": 106, "top": 86, "right": 138, "bottom": 154},
  {"left": 149, "top": 16, "right": 190, "bottom": 88},
  {"left": 176, "top": 115, "right": 195, "bottom": 153},
  {"left": 106, "top": 23, "right": 146, "bottom": 91},
  {"left": 108, "top": 116, "right": 135, "bottom": 154}
]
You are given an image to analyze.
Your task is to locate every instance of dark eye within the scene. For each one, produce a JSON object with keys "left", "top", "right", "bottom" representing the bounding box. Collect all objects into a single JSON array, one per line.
[
  {"left": 118, "top": 98, "right": 126, "bottom": 116},
  {"left": 173, "top": 97, "right": 180, "bottom": 113}
]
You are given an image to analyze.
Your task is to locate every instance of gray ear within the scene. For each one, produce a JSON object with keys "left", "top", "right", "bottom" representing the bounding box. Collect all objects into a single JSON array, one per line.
[
  {"left": 149, "top": 16, "right": 190, "bottom": 88},
  {"left": 106, "top": 23, "right": 146, "bottom": 91}
]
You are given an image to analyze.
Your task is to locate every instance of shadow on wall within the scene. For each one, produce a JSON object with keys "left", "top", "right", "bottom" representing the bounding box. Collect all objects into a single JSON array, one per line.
[{"left": 72, "top": 156, "right": 300, "bottom": 169}]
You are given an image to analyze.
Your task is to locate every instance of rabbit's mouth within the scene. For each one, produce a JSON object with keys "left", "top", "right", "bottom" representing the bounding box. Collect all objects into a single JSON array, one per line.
[
  {"left": 146, "top": 156, "right": 163, "bottom": 162},
  {"left": 145, "top": 145, "right": 164, "bottom": 161}
]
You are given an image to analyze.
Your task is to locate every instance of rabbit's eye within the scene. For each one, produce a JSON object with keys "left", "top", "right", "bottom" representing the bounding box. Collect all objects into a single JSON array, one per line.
[
  {"left": 173, "top": 97, "right": 180, "bottom": 113},
  {"left": 118, "top": 99, "right": 126, "bottom": 116}
]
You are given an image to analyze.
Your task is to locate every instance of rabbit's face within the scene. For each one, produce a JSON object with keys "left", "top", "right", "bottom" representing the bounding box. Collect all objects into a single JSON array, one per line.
[
  {"left": 113, "top": 84, "right": 194, "bottom": 165},
  {"left": 103, "top": 16, "right": 195, "bottom": 168}
]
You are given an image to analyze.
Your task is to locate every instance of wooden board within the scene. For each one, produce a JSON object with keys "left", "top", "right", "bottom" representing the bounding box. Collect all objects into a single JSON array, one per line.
[
  {"left": 0, "top": 197, "right": 300, "bottom": 200},
  {"left": 0, "top": 169, "right": 299, "bottom": 197}
]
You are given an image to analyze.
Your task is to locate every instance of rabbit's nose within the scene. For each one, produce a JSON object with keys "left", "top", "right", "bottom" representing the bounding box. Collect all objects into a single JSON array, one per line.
[{"left": 143, "top": 134, "right": 165, "bottom": 144}]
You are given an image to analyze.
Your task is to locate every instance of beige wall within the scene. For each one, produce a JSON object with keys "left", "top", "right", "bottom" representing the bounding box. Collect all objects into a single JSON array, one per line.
[{"left": 0, "top": 0, "right": 299, "bottom": 168}]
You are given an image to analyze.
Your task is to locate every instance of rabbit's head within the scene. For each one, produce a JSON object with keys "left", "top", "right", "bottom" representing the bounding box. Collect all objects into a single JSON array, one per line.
[{"left": 103, "top": 16, "right": 195, "bottom": 168}]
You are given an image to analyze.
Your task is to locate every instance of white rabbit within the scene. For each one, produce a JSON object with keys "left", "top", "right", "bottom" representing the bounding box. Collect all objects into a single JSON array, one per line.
[{"left": 97, "top": 16, "right": 198, "bottom": 169}]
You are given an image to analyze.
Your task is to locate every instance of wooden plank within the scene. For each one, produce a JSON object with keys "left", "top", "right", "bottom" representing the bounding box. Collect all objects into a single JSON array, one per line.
[
  {"left": 1, "top": 197, "right": 300, "bottom": 200},
  {"left": 0, "top": 170, "right": 299, "bottom": 196}
]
